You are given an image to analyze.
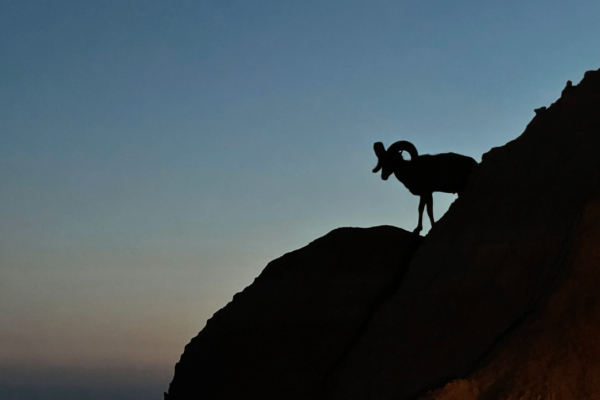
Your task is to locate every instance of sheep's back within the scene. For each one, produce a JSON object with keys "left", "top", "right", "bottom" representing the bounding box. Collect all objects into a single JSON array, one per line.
[{"left": 414, "top": 153, "right": 477, "bottom": 194}]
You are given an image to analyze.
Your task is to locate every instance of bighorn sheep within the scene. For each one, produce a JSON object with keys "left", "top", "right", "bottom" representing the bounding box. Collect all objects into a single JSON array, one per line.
[{"left": 373, "top": 141, "right": 477, "bottom": 233}]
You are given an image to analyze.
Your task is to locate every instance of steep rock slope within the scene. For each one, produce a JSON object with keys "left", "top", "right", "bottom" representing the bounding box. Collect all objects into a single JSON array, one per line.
[
  {"left": 326, "top": 68, "right": 600, "bottom": 399},
  {"left": 420, "top": 198, "right": 600, "bottom": 399},
  {"left": 165, "top": 226, "right": 421, "bottom": 400}
]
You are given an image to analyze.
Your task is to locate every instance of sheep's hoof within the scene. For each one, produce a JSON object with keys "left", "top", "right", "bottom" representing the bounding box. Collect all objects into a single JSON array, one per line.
[{"left": 413, "top": 226, "right": 422, "bottom": 234}]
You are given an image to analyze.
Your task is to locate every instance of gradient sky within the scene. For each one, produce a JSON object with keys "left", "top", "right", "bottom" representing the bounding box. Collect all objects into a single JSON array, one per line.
[{"left": 1, "top": 1, "right": 599, "bottom": 398}]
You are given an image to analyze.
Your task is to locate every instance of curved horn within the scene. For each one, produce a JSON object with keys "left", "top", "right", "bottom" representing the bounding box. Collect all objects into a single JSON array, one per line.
[
  {"left": 373, "top": 142, "right": 386, "bottom": 172},
  {"left": 387, "top": 140, "right": 418, "bottom": 161}
]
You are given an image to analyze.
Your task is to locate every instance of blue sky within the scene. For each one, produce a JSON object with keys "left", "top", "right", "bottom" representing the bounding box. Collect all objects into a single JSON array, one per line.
[{"left": 1, "top": 1, "right": 599, "bottom": 398}]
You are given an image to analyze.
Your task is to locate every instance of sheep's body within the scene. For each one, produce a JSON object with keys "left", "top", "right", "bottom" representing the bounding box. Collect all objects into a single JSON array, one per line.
[
  {"left": 373, "top": 141, "right": 477, "bottom": 233},
  {"left": 394, "top": 153, "right": 477, "bottom": 196}
]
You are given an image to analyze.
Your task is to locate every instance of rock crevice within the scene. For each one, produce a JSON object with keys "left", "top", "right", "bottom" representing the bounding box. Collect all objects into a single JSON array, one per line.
[{"left": 323, "top": 233, "right": 422, "bottom": 388}]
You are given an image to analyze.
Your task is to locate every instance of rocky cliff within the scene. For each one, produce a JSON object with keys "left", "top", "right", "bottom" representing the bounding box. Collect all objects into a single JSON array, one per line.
[{"left": 165, "top": 68, "right": 600, "bottom": 400}]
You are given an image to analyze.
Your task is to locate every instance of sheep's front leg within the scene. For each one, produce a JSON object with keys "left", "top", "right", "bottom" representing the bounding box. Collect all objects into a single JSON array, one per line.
[{"left": 414, "top": 196, "right": 426, "bottom": 233}]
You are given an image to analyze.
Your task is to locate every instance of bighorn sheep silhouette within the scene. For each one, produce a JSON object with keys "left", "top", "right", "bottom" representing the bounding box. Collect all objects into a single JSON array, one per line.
[{"left": 373, "top": 141, "right": 477, "bottom": 233}]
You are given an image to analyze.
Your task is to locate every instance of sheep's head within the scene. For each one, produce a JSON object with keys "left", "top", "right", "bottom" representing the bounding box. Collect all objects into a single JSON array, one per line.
[
  {"left": 373, "top": 142, "right": 393, "bottom": 180},
  {"left": 372, "top": 141, "right": 418, "bottom": 180}
]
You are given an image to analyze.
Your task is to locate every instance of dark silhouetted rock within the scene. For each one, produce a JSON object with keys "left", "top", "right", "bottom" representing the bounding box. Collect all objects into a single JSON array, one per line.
[
  {"left": 166, "top": 68, "right": 600, "bottom": 400},
  {"left": 326, "top": 68, "right": 600, "bottom": 399},
  {"left": 165, "top": 226, "right": 421, "bottom": 400}
]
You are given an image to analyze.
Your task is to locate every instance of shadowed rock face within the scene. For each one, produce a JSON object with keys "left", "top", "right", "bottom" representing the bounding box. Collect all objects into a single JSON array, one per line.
[
  {"left": 420, "top": 199, "right": 600, "bottom": 400},
  {"left": 165, "top": 226, "right": 421, "bottom": 400},
  {"left": 166, "top": 68, "right": 600, "bottom": 400}
]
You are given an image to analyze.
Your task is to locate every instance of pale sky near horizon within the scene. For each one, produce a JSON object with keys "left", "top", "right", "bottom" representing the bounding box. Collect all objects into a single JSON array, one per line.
[{"left": 2, "top": 1, "right": 600, "bottom": 398}]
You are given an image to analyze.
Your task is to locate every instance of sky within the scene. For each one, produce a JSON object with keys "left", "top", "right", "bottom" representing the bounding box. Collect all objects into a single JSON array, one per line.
[{"left": 1, "top": 0, "right": 599, "bottom": 398}]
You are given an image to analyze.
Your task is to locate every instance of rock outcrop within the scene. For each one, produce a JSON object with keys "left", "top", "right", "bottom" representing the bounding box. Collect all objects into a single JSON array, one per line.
[
  {"left": 166, "top": 68, "right": 600, "bottom": 400},
  {"left": 165, "top": 226, "right": 421, "bottom": 400}
]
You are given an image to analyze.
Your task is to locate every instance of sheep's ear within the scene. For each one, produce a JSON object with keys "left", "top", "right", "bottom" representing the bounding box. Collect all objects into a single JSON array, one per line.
[
  {"left": 373, "top": 142, "right": 385, "bottom": 172},
  {"left": 374, "top": 142, "right": 386, "bottom": 158}
]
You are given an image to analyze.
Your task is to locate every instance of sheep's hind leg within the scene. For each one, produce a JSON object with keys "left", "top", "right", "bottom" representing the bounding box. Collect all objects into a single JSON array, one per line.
[{"left": 425, "top": 193, "right": 434, "bottom": 229}]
